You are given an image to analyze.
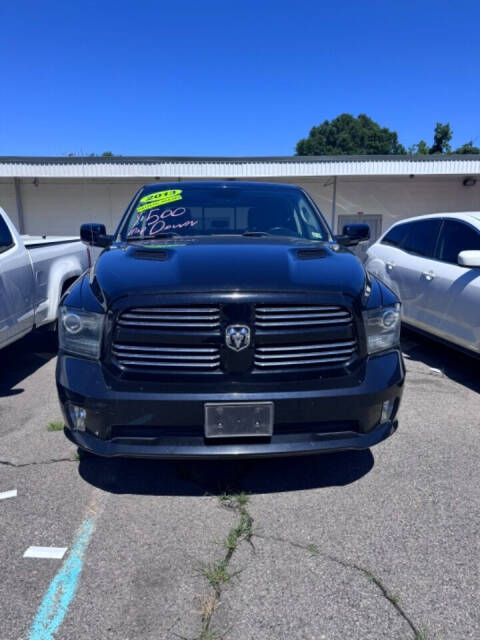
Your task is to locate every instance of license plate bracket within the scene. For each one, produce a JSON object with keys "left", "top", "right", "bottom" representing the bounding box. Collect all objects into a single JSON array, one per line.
[{"left": 204, "top": 402, "right": 274, "bottom": 438}]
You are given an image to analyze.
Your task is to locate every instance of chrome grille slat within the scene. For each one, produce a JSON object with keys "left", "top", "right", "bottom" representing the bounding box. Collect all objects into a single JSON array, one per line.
[
  {"left": 255, "top": 304, "right": 352, "bottom": 330},
  {"left": 121, "top": 314, "right": 220, "bottom": 321},
  {"left": 257, "top": 340, "right": 356, "bottom": 353},
  {"left": 131, "top": 307, "right": 219, "bottom": 313},
  {"left": 255, "top": 356, "right": 351, "bottom": 367},
  {"left": 119, "top": 320, "right": 220, "bottom": 328},
  {"left": 115, "top": 360, "right": 220, "bottom": 369},
  {"left": 114, "top": 345, "right": 217, "bottom": 354},
  {"left": 255, "top": 349, "right": 354, "bottom": 360},
  {"left": 118, "top": 306, "right": 221, "bottom": 330},
  {"left": 114, "top": 353, "right": 220, "bottom": 362},
  {"left": 113, "top": 340, "right": 220, "bottom": 370},
  {"left": 255, "top": 318, "right": 352, "bottom": 327},
  {"left": 255, "top": 312, "right": 350, "bottom": 320},
  {"left": 256, "top": 306, "right": 342, "bottom": 312}
]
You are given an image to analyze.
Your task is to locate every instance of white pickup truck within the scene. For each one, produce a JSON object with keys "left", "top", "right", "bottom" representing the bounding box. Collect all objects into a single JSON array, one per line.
[{"left": 0, "top": 206, "right": 90, "bottom": 350}]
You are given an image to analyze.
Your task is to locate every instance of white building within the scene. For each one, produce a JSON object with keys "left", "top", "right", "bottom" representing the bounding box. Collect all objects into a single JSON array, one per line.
[{"left": 0, "top": 155, "right": 479, "bottom": 240}]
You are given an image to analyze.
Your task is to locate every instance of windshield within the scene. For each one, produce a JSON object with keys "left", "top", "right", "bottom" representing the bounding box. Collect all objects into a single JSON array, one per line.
[{"left": 120, "top": 185, "right": 331, "bottom": 242}]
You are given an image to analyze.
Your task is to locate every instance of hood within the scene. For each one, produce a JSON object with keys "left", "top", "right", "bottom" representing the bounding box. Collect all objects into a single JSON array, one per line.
[{"left": 91, "top": 237, "right": 367, "bottom": 305}]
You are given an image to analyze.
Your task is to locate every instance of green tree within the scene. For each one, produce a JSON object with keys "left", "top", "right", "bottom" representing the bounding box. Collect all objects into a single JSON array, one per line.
[
  {"left": 417, "top": 140, "right": 429, "bottom": 154},
  {"left": 429, "top": 122, "right": 452, "bottom": 154},
  {"left": 295, "top": 113, "right": 406, "bottom": 156},
  {"left": 408, "top": 140, "right": 429, "bottom": 155},
  {"left": 454, "top": 141, "right": 480, "bottom": 154}
]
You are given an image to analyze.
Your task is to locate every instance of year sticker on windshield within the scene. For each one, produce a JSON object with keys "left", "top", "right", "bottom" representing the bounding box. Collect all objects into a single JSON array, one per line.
[{"left": 136, "top": 189, "right": 183, "bottom": 213}]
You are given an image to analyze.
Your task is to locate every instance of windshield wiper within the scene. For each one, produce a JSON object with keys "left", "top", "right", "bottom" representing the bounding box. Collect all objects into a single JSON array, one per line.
[
  {"left": 242, "top": 231, "right": 270, "bottom": 237},
  {"left": 126, "top": 232, "right": 180, "bottom": 242}
]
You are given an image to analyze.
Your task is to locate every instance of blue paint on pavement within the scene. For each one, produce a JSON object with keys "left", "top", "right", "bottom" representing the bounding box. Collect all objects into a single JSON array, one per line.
[{"left": 28, "top": 518, "right": 95, "bottom": 640}]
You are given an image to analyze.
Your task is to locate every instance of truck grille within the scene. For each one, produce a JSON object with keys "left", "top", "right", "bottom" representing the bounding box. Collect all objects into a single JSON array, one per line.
[
  {"left": 112, "top": 344, "right": 221, "bottom": 370},
  {"left": 254, "top": 339, "right": 356, "bottom": 368},
  {"left": 118, "top": 306, "right": 221, "bottom": 330},
  {"left": 255, "top": 305, "right": 351, "bottom": 328},
  {"left": 112, "top": 302, "right": 357, "bottom": 376}
]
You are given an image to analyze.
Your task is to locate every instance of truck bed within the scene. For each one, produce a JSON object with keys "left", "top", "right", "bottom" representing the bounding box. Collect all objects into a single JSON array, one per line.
[{"left": 21, "top": 235, "right": 80, "bottom": 249}]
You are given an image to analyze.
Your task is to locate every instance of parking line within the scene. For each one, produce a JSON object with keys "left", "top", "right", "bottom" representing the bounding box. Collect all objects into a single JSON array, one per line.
[
  {"left": 24, "top": 547, "right": 67, "bottom": 560},
  {"left": 0, "top": 489, "right": 17, "bottom": 500},
  {"left": 27, "top": 506, "right": 100, "bottom": 640}
]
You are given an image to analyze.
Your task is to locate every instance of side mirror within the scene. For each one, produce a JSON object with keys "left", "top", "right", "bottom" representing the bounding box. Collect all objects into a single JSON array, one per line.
[
  {"left": 336, "top": 223, "right": 370, "bottom": 247},
  {"left": 458, "top": 250, "right": 480, "bottom": 268},
  {"left": 80, "top": 223, "right": 112, "bottom": 248}
]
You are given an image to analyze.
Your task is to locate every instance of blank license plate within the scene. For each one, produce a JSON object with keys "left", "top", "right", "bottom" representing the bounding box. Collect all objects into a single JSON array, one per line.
[{"left": 204, "top": 402, "right": 274, "bottom": 438}]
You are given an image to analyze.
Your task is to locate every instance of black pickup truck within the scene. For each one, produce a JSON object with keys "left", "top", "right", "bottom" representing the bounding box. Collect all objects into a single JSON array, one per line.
[{"left": 56, "top": 181, "right": 404, "bottom": 459}]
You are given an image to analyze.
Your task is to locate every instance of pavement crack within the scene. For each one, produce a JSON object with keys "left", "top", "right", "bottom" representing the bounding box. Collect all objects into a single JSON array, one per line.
[
  {"left": 255, "top": 533, "right": 424, "bottom": 640},
  {"left": 176, "top": 492, "right": 253, "bottom": 640},
  {"left": 0, "top": 457, "right": 77, "bottom": 468}
]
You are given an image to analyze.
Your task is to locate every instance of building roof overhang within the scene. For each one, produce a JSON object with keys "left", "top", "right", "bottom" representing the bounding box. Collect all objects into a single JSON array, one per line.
[{"left": 1, "top": 155, "right": 479, "bottom": 179}]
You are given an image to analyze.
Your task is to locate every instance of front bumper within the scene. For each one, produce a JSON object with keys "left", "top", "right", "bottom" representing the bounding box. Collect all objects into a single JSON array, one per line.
[{"left": 57, "top": 350, "right": 404, "bottom": 459}]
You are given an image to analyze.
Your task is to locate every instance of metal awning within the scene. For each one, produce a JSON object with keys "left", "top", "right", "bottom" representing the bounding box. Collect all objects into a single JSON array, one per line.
[{"left": 1, "top": 155, "right": 479, "bottom": 178}]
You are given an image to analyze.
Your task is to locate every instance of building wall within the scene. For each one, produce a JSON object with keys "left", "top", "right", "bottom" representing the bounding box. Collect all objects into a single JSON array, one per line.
[
  {"left": 296, "top": 175, "right": 480, "bottom": 234},
  {"left": 0, "top": 179, "right": 19, "bottom": 229},
  {"left": 0, "top": 174, "right": 479, "bottom": 236}
]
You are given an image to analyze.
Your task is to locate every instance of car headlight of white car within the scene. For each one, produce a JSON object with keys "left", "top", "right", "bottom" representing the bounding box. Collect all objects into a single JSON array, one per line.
[
  {"left": 363, "top": 303, "right": 401, "bottom": 354},
  {"left": 58, "top": 307, "right": 105, "bottom": 359}
]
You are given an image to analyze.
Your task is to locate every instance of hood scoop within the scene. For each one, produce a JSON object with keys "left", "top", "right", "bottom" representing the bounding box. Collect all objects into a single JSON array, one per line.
[
  {"left": 131, "top": 247, "right": 169, "bottom": 261},
  {"left": 296, "top": 248, "right": 328, "bottom": 260}
]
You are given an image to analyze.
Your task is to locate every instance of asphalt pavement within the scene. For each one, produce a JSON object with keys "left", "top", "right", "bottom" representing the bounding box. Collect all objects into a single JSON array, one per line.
[{"left": 1, "top": 329, "right": 479, "bottom": 640}]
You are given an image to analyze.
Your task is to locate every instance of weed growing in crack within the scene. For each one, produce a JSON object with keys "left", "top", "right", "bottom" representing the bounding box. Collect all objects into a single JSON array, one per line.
[
  {"left": 224, "top": 529, "right": 240, "bottom": 552},
  {"left": 234, "top": 492, "right": 249, "bottom": 508},
  {"left": 46, "top": 420, "right": 64, "bottom": 432},
  {"left": 219, "top": 492, "right": 254, "bottom": 546},
  {"left": 307, "top": 543, "right": 319, "bottom": 556},
  {"left": 364, "top": 569, "right": 400, "bottom": 606},
  {"left": 183, "top": 493, "right": 254, "bottom": 640},
  {"left": 202, "top": 560, "right": 231, "bottom": 592},
  {"left": 199, "top": 632, "right": 220, "bottom": 640},
  {"left": 199, "top": 596, "right": 221, "bottom": 640},
  {"left": 414, "top": 631, "right": 438, "bottom": 640}
]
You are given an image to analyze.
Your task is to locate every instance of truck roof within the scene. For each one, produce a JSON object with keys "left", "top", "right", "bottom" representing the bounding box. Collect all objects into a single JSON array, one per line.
[{"left": 141, "top": 180, "right": 300, "bottom": 191}]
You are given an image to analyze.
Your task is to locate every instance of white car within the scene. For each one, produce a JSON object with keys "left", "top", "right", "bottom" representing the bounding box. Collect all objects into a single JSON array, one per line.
[
  {"left": 0, "top": 206, "right": 89, "bottom": 350},
  {"left": 365, "top": 212, "right": 480, "bottom": 356}
]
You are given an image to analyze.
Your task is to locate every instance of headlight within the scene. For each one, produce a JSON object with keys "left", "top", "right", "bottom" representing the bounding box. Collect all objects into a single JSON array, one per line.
[
  {"left": 362, "top": 303, "right": 401, "bottom": 354},
  {"left": 58, "top": 307, "right": 105, "bottom": 359}
]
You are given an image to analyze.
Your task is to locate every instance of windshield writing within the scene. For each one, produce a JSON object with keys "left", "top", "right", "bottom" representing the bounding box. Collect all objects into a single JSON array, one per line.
[{"left": 123, "top": 186, "right": 329, "bottom": 241}]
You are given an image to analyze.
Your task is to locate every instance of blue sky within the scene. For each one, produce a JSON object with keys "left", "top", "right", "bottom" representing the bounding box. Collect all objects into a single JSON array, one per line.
[{"left": 1, "top": 0, "right": 479, "bottom": 156}]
